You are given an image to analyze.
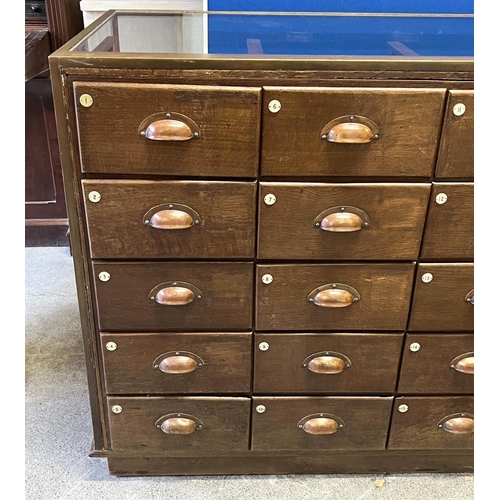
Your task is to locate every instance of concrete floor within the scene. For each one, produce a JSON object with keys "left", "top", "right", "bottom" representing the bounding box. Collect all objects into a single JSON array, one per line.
[{"left": 25, "top": 247, "right": 474, "bottom": 500}]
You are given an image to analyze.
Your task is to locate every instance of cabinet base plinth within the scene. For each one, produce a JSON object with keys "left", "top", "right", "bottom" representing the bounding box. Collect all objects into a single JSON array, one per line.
[{"left": 106, "top": 452, "right": 473, "bottom": 476}]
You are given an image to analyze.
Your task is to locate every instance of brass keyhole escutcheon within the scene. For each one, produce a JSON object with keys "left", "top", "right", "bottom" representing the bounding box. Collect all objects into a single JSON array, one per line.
[{"left": 79, "top": 94, "right": 94, "bottom": 107}]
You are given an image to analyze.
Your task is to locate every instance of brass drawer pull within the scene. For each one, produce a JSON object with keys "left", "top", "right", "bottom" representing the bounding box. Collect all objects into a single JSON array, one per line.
[
  {"left": 302, "top": 351, "right": 352, "bottom": 374},
  {"left": 297, "top": 413, "right": 345, "bottom": 435},
  {"left": 143, "top": 203, "right": 201, "bottom": 230},
  {"left": 437, "top": 413, "right": 474, "bottom": 435},
  {"left": 465, "top": 289, "right": 474, "bottom": 305},
  {"left": 321, "top": 115, "right": 379, "bottom": 144},
  {"left": 155, "top": 413, "right": 204, "bottom": 435},
  {"left": 138, "top": 112, "right": 201, "bottom": 141},
  {"left": 450, "top": 352, "right": 474, "bottom": 375},
  {"left": 307, "top": 283, "right": 361, "bottom": 308},
  {"left": 149, "top": 281, "right": 202, "bottom": 306},
  {"left": 314, "top": 206, "right": 370, "bottom": 232},
  {"left": 153, "top": 351, "right": 204, "bottom": 374}
]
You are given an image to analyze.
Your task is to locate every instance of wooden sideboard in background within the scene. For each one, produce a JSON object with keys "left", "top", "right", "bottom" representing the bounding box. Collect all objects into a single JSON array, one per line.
[{"left": 25, "top": 1, "right": 83, "bottom": 246}]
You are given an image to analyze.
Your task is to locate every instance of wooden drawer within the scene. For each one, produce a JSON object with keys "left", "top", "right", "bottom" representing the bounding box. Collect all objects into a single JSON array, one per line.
[
  {"left": 258, "top": 183, "right": 430, "bottom": 260},
  {"left": 92, "top": 262, "right": 253, "bottom": 331},
  {"left": 409, "top": 264, "right": 474, "bottom": 331},
  {"left": 101, "top": 332, "right": 252, "bottom": 395},
  {"left": 107, "top": 397, "right": 251, "bottom": 453},
  {"left": 74, "top": 82, "right": 261, "bottom": 177},
  {"left": 435, "top": 90, "right": 474, "bottom": 179},
  {"left": 251, "top": 397, "right": 393, "bottom": 451},
  {"left": 420, "top": 183, "right": 473, "bottom": 260},
  {"left": 255, "top": 264, "right": 415, "bottom": 331},
  {"left": 261, "top": 87, "right": 446, "bottom": 177},
  {"left": 398, "top": 334, "right": 473, "bottom": 395},
  {"left": 82, "top": 180, "right": 257, "bottom": 259},
  {"left": 388, "top": 397, "right": 474, "bottom": 450},
  {"left": 254, "top": 333, "right": 403, "bottom": 394}
]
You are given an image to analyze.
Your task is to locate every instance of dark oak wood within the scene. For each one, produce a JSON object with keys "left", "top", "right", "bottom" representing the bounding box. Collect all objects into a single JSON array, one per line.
[
  {"left": 398, "top": 334, "right": 474, "bottom": 394},
  {"left": 74, "top": 82, "right": 261, "bottom": 177},
  {"left": 256, "top": 264, "right": 415, "bottom": 331},
  {"left": 435, "top": 90, "right": 474, "bottom": 179},
  {"left": 25, "top": 29, "right": 51, "bottom": 81},
  {"left": 258, "top": 183, "right": 430, "bottom": 260},
  {"left": 107, "top": 451, "right": 473, "bottom": 475},
  {"left": 107, "top": 396, "right": 251, "bottom": 453},
  {"left": 251, "top": 397, "right": 392, "bottom": 451},
  {"left": 25, "top": 77, "right": 69, "bottom": 245},
  {"left": 261, "top": 87, "right": 446, "bottom": 177},
  {"left": 49, "top": 19, "right": 474, "bottom": 475},
  {"left": 420, "top": 183, "right": 474, "bottom": 260},
  {"left": 49, "top": 67, "right": 109, "bottom": 448},
  {"left": 254, "top": 333, "right": 403, "bottom": 394},
  {"left": 409, "top": 264, "right": 474, "bottom": 331},
  {"left": 82, "top": 180, "right": 257, "bottom": 259},
  {"left": 25, "top": 1, "right": 82, "bottom": 246},
  {"left": 25, "top": 78, "right": 58, "bottom": 205},
  {"left": 388, "top": 396, "right": 474, "bottom": 450},
  {"left": 101, "top": 332, "right": 252, "bottom": 395},
  {"left": 25, "top": 219, "right": 69, "bottom": 246},
  {"left": 45, "top": 0, "right": 83, "bottom": 50},
  {"left": 93, "top": 262, "right": 254, "bottom": 331}
]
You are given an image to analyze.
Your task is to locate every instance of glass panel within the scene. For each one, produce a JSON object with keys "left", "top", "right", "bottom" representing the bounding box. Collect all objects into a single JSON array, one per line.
[{"left": 71, "top": 12, "right": 473, "bottom": 57}]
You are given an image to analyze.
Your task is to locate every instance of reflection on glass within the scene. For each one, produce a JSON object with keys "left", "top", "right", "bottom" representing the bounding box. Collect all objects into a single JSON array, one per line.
[{"left": 72, "top": 12, "right": 473, "bottom": 57}]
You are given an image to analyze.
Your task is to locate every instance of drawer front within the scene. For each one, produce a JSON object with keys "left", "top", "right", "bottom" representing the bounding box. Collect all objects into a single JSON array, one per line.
[
  {"left": 82, "top": 180, "right": 257, "bottom": 259},
  {"left": 254, "top": 333, "right": 403, "bottom": 394},
  {"left": 258, "top": 183, "right": 430, "bottom": 260},
  {"left": 93, "top": 262, "right": 253, "bottom": 331},
  {"left": 251, "top": 397, "right": 393, "bottom": 451},
  {"left": 261, "top": 87, "right": 446, "bottom": 177},
  {"left": 26, "top": 1, "right": 47, "bottom": 19},
  {"left": 108, "top": 397, "right": 251, "bottom": 453},
  {"left": 102, "top": 333, "right": 252, "bottom": 394},
  {"left": 409, "top": 264, "right": 474, "bottom": 331},
  {"left": 256, "top": 264, "right": 415, "bottom": 331},
  {"left": 74, "top": 82, "right": 261, "bottom": 177},
  {"left": 388, "top": 397, "right": 474, "bottom": 449},
  {"left": 420, "top": 183, "right": 473, "bottom": 260},
  {"left": 398, "top": 334, "right": 473, "bottom": 394},
  {"left": 435, "top": 90, "right": 474, "bottom": 179}
]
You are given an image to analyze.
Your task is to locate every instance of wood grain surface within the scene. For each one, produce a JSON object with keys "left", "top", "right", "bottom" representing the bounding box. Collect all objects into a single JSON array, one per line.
[
  {"left": 93, "top": 262, "right": 254, "bottom": 331},
  {"left": 107, "top": 450, "right": 473, "bottom": 475},
  {"left": 82, "top": 180, "right": 257, "bottom": 259},
  {"left": 251, "top": 396, "right": 393, "bottom": 451},
  {"left": 261, "top": 87, "right": 446, "bottom": 177},
  {"left": 388, "top": 396, "right": 474, "bottom": 449},
  {"left": 107, "top": 396, "right": 251, "bottom": 453},
  {"left": 256, "top": 264, "right": 415, "bottom": 331},
  {"left": 254, "top": 333, "right": 403, "bottom": 394},
  {"left": 398, "top": 334, "right": 474, "bottom": 394},
  {"left": 435, "top": 90, "right": 474, "bottom": 179},
  {"left": 101, "top": 332, "right": 252, "bottom": 395},
  {"left": 258, "top": 182, "right": 430, "bottom": 260},
  {"left": 409, "top": 264, "right": 474, "bottom": 331},
  {"left": 74, "top": 82, "right": 261, "bottom": 177},
  {"left": 420, "top": 183, "right": 473, "bottom": 260}
]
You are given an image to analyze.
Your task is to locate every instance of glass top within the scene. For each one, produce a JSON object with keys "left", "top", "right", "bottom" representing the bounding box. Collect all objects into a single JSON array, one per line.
[{"left": 72, "top": 11, "right": 473, "bottom": 58}]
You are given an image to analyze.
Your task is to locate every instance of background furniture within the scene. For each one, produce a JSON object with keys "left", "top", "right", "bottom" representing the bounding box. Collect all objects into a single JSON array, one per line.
[
  {"left": 50, "top": 10, "right": 473, "bottom": 476},
  {"left": 25, "top": 0, "right": 83, "bottom": 246}
]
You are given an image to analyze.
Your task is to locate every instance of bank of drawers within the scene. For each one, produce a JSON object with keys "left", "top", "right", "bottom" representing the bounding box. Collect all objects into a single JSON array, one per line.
[{"left": 75, "top": 82, "right": 473, "bottom": 454}]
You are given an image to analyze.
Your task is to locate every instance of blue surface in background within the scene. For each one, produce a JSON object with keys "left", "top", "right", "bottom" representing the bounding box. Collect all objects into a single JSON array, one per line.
[
  {"left": 208, "top": 1, "right": 474, "bottom": 15},
  {"left": 207, "top": 1, "right": 474, "bottom": 56}
]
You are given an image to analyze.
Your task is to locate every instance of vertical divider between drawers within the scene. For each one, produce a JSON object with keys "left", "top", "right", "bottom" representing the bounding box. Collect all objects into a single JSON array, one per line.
[{"left": 248, "top": 88, "right": 265, "bottom": 450}]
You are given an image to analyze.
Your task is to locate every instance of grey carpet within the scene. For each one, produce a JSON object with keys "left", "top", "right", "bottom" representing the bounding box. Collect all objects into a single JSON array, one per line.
[{"left": 25, "top": 247, "right": 474, "bottom": 499}]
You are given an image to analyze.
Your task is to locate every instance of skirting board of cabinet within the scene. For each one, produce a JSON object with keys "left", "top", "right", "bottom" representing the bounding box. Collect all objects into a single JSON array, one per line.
[{"left": 104, "top": 451, "right": 473, "bottom": 476}]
